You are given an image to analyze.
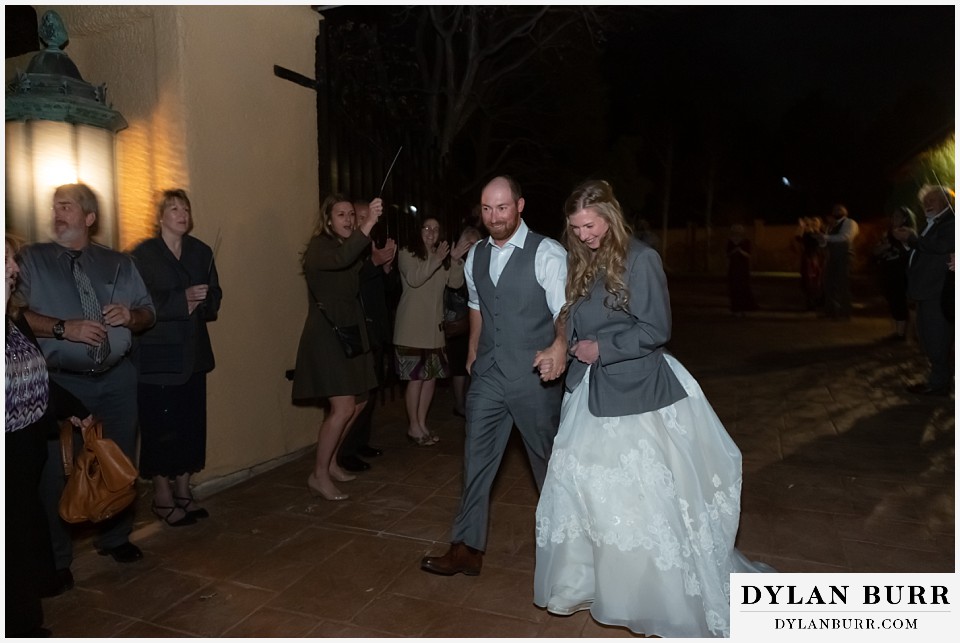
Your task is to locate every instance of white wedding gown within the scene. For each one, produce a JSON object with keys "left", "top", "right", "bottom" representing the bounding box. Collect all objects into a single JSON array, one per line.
[{"left": 534, "top": 354, "right": 773, "bottom": 638}]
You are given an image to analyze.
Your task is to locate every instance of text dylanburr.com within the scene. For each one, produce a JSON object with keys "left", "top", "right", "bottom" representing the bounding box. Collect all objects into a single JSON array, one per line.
[{"left": 730, "top": 573, "right": 956, "bottom": 641}]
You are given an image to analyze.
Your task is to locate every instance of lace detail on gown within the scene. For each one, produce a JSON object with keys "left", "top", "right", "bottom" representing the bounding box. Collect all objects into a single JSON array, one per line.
[{"left": 534, "top": 355, "right": 772, "bottom": 638}]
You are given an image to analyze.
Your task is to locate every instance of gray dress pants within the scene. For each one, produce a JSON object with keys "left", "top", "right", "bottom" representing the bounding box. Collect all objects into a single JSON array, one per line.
[{"left": 450, "top": 363, "right": 562, "bottom": 551}]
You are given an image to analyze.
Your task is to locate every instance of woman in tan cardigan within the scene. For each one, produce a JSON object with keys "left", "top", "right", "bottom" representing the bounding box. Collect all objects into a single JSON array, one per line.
[{"left": 394, "top": 217, "right": 472, "bottom": 445}]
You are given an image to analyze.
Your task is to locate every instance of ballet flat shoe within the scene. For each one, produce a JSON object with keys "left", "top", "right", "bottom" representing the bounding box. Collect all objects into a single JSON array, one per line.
[{"left": 307, "top": 474, "right": 349, "bottom": 501}]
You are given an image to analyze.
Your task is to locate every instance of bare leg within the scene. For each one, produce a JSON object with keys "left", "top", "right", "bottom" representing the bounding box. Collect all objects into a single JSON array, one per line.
[
  {"left": 312, "top": 395, "right": 359, "bottom": 497},
  {"left": 418, "top": 378, "right": 437, "bottom": 438},
  {"left": 153, "top": 475, "right": 189, "bottom": 523},
  {"left": 404, "top": 380, "right": 429, "bottom": 439},
  {"left": 329, "top": 400, "right": 365, "bottom": 481},
  {"left": 173, "top": 473, "right": 203, "bottom": 512}
]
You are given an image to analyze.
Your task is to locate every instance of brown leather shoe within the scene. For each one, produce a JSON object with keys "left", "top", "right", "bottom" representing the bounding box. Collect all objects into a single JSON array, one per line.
[{"left": 420, "top": 542, "right": 483, "bottom": 576}]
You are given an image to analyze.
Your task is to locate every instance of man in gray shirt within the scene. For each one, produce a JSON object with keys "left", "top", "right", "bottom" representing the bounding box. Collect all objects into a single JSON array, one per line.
[{"left": 17, "top": 183, "right": 155, "bottom": 591}]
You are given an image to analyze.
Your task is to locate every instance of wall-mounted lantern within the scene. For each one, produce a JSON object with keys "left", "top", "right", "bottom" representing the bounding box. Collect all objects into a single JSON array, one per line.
[{"left": 5, "top": 10, "right": 127, "bottom": 247}]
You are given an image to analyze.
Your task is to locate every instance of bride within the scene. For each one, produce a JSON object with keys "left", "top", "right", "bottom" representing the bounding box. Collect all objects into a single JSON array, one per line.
[{"left": 533, "top": 179, "right": 772, "bottom": 638}]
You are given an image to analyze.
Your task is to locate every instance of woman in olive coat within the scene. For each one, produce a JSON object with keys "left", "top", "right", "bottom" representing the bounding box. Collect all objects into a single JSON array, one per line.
[{"left": 293, "top": 195, "right": 382, "bottom": 501}]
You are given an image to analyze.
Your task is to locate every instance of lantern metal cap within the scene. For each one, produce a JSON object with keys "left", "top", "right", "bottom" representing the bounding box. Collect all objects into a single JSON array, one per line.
[{"left": 5, "top": 10, "right": 128, "bottom": 133}]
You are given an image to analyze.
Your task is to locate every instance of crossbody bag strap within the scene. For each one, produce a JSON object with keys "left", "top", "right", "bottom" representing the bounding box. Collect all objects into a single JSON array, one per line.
[{"left": 307, "top": 280, "right": 363, "bottom": 332}]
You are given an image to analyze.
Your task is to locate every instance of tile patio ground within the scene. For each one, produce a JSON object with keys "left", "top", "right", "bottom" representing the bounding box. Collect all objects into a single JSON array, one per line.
[{"left": 39, "top": 275, "right": 954, "bottom": 637}]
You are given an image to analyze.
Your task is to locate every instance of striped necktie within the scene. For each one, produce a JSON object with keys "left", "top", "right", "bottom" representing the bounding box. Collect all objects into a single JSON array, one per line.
[{"left": 67, "top": 251, "right": 111, "bottom": 365}]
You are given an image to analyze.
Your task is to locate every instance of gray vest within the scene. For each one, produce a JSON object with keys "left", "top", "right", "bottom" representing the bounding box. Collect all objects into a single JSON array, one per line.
[{"left": 472, "top": 234, "right": 555, "bottom": 380}]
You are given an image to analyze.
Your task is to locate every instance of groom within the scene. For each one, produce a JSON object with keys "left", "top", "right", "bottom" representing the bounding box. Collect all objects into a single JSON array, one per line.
[{"left": 420, "top": 175, "right": 568, "bottom": 576}]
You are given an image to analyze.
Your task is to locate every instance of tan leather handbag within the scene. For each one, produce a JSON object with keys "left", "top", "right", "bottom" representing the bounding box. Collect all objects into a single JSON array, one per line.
[{"left": 58, "top": 421, "right": 138, "bottom": 523}]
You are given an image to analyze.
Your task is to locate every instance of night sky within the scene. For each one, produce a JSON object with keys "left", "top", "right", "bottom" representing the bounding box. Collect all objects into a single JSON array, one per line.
[{"left": 517, "top": 4, "right": 956, "bottom": 232}]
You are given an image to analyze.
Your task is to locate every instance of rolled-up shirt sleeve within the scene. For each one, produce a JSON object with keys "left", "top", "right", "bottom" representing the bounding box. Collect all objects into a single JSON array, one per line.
[
  {"left": 464, "top": 243, "right": 480, "bottom": 311},
  {"left": 535, "top": 238, "right": 568, "bottom": 319}
]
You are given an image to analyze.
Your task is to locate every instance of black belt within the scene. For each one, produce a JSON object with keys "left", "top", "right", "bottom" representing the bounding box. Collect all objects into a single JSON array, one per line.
[{"left": 48, "top": 364, "right": 117, "bottom": 378}]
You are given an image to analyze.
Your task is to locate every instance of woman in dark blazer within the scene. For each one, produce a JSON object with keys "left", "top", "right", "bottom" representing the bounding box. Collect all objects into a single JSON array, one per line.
[
  {"left": 131, "top": 190, "right": 222, "bottom": 526},
  {"left": 292, "top": 194, "right": 382, "bottom": 501},
  {"left": 533, "top": 180, "right": 771, "bottom": 638}
]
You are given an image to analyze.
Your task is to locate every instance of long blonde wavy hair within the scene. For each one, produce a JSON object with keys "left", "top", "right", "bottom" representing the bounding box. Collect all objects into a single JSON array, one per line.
[{"left": 560, "top": 180, "right": 634, "bottom": 320}]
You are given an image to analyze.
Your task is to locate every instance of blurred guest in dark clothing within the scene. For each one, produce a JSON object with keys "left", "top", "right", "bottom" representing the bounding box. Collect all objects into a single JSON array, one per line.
[
  {"left": 443, "top": 226, "right": 482, "bottom": 417},
  {"left": 726, "top": 224, "right": 757, "bottom": 316},
  {"left": 338, "top": 200, "right": 397, "bottom": 472},
  {"left": 818, "top": 204, "right": 859, "bottom": 320},
  {"left": 796, "top": 217, "right": 824, "bottom": 310},
  {"left": 6, "top": 233, "right": 91, "bottom": 636},
  {"left": 895, "top": 185, "right": 954, "bottom": 395},
  {"left": 872, "top": 206, "right": 915, "bottom": 341}
]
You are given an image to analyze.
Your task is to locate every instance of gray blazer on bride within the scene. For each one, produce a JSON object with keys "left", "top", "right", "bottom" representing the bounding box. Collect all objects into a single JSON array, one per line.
[{"left": 565, "top": 238, "right": 687, "bottom": 417}]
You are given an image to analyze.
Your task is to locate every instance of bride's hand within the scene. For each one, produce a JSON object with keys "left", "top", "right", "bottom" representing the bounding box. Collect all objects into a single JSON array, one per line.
[{"left": 569, "top": 340, "right": 599, "bottom": 365}]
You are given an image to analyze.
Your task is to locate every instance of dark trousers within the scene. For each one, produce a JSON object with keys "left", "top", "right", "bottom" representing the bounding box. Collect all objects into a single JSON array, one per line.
[
  {"left": 5, "top": 423, "right": 55, "bottom": 636},
  {"left": 824, "top": 249, "right": 852, "bottom": 318},
  {"left": 340, "top": 344, "right": 386, "bottom": 457},
  {"left": 39, "top": 359, "right": 139, "bottom": 569},
  {"left": 916, "top": 298, "right": 954, "bottom": 390}
]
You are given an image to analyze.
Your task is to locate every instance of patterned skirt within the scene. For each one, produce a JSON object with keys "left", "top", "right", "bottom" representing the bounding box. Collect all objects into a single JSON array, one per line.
[{"left": 394, "top": 345, "right": 448, "bottom": 381}]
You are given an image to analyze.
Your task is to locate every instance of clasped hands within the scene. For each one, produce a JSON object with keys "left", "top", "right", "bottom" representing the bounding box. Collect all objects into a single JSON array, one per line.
[
  {"left": 65, "top": 302, "right": 136, "bottom": 347},
  {"left": 532, "top": 339, "right": 573, "bottom": 382},
  {"left": 186, "top": 284, "right": 209, "bottom": 314}
]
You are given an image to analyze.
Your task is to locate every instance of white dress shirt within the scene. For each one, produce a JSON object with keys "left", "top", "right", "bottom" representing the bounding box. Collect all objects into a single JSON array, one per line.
[{"left": 464, "top": 219, "right": 568, "bottom": 319}]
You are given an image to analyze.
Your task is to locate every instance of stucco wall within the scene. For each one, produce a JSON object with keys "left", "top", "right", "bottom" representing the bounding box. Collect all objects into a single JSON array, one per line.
[{"left": 24, "top": 5, "right": 323, "bottom": 487}]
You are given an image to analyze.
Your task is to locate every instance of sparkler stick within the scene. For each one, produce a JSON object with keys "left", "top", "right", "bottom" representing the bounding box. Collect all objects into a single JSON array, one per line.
[
  {"left": 379, "top": 146, "right": 403, "bottom": 238},
  {"left": 207, "top": 228, "right": 222, "bottom": 279},
  {"left": 378, "top": 146, "right": 403, "bottom": 198},
  {"left": 108, "top": 263, "right": 121, "bottom": 304},
  {"left": 932, "top": 170, "right": 955, "bottom": 214}
]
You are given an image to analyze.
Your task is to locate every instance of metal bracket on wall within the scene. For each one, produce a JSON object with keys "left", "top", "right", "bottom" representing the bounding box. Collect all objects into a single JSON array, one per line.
[{"left": 273, "top": 65, "right": 321, "bottom": 90}]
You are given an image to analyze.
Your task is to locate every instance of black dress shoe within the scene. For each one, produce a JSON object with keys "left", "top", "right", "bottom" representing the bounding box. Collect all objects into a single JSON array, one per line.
[
  {"left": 98, "top": 542, "right": 143, "bottom": 563},
  {"left": 339, "top": 455, "right": 371, "bottom": 472},
  {"left": 358, "top": 445, "right": 383, "bottom": 458},
  {"left": 40, "top": 568, "right": 74, "bottom": 598}
]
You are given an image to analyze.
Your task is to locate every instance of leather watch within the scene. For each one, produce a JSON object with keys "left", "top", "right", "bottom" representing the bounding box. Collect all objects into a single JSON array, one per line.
[{"left": 52, "top": 319, "right": 66, "bottom": 340}]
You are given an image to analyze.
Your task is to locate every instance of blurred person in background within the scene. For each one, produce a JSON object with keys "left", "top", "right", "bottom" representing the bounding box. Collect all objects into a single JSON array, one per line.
[
  {"left": 894, "top": 185, "right": 954, "bottom": 395},
  {"left": 338, "top": 199, "right": 397, "bottom": 472},
  {"left": 872, "top": 206, "right": 915, "bottom": 341},
  {"left": 393, "top": 216, "right": 471, "bottom": 446},
  {"left": 818, "top": 204, "right": 859, "bottom": 320},
  {"left": 6, "top": 233, "right": 91, "bottom": 635},
  {"left": 726, "top": 223, "right": 757, "bottom": 316},
  {"left": 443, "top": 226, "right": 483, "bottom": 418},
  {"left": 796, "top": 217, "right": 824, "bottom": 310}
]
